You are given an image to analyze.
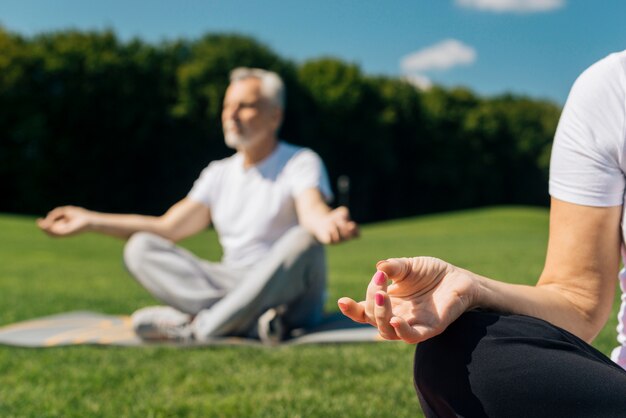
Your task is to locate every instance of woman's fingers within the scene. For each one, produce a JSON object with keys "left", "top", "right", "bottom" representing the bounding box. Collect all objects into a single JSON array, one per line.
[
  {"left": 376, "top": 258, "right": 411, "bottom": 282},
  {"left": 339, "top": 270, "right": 390, "bottom": 328},
  {"left": 390, "top": 316, "right": 423, "bottom": 344},
  {"left": 368, "top": 271, "right": 401, "bottom": 339},
  {"left": 341, "top": 257, "right": 468, "bottom": 344},
  {"left": 337, "top": 298, "right": 369, "bottom": 324},
  {"left": 374, "top": 291, "right": 399, "bottom": 340},
  {"left": 365, "top": 270, "right": 388, "bottom": 318}
]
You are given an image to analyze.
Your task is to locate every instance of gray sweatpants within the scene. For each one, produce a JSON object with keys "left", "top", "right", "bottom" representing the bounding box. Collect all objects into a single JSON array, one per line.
[{"left": 123, "top": 226, "right": 327, "bottom": 340}]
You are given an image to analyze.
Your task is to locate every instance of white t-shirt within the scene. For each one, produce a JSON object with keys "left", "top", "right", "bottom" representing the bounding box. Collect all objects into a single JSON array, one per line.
[
  {"left": 188, "top": 141, "right": 333, "bottom": 268},
  {"left": 548, "top": 50, "right": 626, "bottom": 365}
]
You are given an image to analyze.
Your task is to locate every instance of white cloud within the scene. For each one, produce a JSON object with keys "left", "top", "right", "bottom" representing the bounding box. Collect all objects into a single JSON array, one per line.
[
  {"left": 403, "top": 74, "right": 433, "bottom": 90},
  {"left": 400, "top": 40, "right": 476, "bottom": 91},
  {"left": 455, "top": 0, "right": 565, "bottom": 13},
  {"left": 400, "top": 39, "right": 476, "bottom": 73}
]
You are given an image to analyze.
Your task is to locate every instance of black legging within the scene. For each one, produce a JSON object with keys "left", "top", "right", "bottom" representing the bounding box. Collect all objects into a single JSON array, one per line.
[{"left": 414, "top": 311, "right": 626, "bottom": 418}]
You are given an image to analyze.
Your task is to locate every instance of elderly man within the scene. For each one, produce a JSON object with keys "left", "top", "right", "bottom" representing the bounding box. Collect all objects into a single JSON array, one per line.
[{"left": 38, "top": 67, "right": 358, "bottom": 343}]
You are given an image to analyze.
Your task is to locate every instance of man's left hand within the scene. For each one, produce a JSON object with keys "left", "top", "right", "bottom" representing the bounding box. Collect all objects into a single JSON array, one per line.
[{"left": 316, "top": 206, "right": 359, "bottom": 244}]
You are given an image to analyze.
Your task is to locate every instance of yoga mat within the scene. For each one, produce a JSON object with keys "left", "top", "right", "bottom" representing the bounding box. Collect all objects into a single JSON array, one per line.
[{"left": 0, "top": 311, "right": 383, "bottom": 347}]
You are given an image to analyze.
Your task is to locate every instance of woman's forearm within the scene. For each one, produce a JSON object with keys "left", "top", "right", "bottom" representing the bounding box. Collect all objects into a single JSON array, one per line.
[{"left": 474, "top": 273, "right": 613, "bottom": 343}]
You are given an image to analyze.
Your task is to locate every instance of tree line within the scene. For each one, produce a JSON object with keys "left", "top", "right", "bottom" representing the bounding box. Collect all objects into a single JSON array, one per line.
[{"left": 0, "top": 28, "right": 561, "bottom": 223}]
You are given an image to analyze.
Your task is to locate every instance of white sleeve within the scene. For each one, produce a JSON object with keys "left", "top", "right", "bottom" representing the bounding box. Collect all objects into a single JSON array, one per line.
[
  {"left": 187, "top": 163, "right": 217, "bottom": 207},
  {"left": 549, "top": 53, "right": 626, "bottom": 207},
  {"left": 286, "top": 149, "right": 334, "bottom": 202}
]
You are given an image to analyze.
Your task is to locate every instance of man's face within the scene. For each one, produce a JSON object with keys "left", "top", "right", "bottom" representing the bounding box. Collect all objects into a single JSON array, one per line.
[{"left": 221, "top": 78, "right": 281, "bottom": 150}]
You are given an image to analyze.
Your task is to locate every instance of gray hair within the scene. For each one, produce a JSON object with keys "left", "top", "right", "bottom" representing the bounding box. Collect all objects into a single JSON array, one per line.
[{"left": 229, "top": 67, "right": 286, "bottom": 110}]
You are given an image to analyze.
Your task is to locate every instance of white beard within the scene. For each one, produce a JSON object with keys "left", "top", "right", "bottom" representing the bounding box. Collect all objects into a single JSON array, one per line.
[
  {"left": 224, "top": 131, "right": 245, "bottom": 149},
  {"left": 223, "top": 120, "right": 249, "bottom": 149}
]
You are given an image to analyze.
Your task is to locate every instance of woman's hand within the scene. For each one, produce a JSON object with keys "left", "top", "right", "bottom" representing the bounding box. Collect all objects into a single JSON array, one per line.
[{"left": 338, "top": 257, "right": 479, "bottom": 344}]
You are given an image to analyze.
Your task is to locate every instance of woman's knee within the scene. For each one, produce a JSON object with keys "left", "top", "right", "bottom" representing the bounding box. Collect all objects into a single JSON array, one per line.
[{"left": 414, "top": 311, "right": 502, "bottom": 417}]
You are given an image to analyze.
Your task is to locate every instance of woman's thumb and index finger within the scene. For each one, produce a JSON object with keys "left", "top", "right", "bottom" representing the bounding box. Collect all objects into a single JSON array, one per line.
[{"left": 375, "top": 258, "right": 413, "bottom": 282}]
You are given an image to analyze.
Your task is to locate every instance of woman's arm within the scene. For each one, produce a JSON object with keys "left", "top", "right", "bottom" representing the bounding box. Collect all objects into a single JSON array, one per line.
[
  {"left": 479, "top": 198, "right": 621, "bottom": 341},
  {"left": 339, "top": 198, "right": 622, "bottom": 343}
]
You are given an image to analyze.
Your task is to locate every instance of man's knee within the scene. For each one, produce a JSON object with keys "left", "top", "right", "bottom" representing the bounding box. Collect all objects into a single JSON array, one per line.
[
  {"left": 283, "top": 226, "right": 320, "bottom": 250},
  {"left": 123, "top": 231, "right": 168, "bottom": 274},
  {"left": 289, "top": 228, "right": 326, "bottom": 283},
  {"left": 273, "top": 226, "right": 324, "bottom": 268}
]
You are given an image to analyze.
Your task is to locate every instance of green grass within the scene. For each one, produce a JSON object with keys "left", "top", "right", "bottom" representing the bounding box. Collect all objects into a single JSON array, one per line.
[{"left": 0, "top": 207, "right": 621, "bottom": 417}]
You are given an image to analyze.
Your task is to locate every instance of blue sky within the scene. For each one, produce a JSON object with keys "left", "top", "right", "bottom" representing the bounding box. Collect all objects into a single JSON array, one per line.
[{"left": 1, "top": 0, "right": 625, "bottom": 104}]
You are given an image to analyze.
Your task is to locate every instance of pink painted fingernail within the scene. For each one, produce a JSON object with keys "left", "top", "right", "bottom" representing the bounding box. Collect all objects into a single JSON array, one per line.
[
  {"left": 375, "top": 293, "right": 384, "bottom": 306},
  {"left": 374, "top": 271, "right": 386, "bottom": 285}
]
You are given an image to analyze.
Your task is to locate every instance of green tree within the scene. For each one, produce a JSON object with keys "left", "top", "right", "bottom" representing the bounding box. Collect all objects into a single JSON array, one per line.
[{"left": 0, "top": 28, "right": 562, "bottom": 222}]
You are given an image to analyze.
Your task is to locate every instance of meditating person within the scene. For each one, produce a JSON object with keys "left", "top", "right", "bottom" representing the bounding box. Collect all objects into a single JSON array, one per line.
[
  {"left": 38, "top": 67, "right": 358, "bottom": 343},
  {"left": 339, "top": 49, "right": 626, "bottom": 417}
]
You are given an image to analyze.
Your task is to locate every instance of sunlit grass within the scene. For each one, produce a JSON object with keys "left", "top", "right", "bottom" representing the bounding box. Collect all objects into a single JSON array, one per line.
[{"left": 0, "top": 207, "right": 620, "bottom": 417}]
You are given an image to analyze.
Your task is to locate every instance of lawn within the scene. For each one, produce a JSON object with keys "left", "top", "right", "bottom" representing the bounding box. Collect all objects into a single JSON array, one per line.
[{"left": 0, "top": 206, "right": 621, "bottom": 417}]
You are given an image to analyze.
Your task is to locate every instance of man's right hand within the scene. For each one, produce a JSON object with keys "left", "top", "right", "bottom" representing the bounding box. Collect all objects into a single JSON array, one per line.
[{"left": 37, "top": 206, "right": 94, "bottom": 237}]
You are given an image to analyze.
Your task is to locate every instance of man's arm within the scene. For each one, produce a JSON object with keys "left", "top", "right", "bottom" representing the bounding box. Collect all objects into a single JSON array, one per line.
[
  {"left": 37, "top": 197, "right": 211, "bottom": 242},
  {"left": 340, "top": 198, "right": 621, "bottom": 343},
  {"left": 294, "top": 188, "right": 358, "bottom": 244}
]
